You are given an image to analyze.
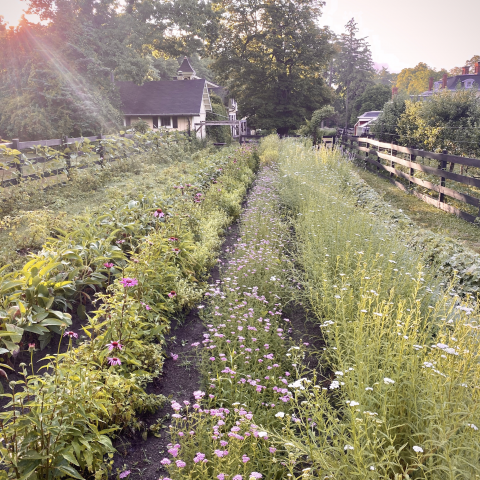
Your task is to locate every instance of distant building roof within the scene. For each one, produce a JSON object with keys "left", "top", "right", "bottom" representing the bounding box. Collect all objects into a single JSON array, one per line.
[
  {"left": 116, "top": 79, "right": 207, "bottom": 116},
  {"left": 358, "top": 111, "right": 382, "bottom": 119},
  {"left": 420, "top": 73, "right": 480, "bottom": 97}
]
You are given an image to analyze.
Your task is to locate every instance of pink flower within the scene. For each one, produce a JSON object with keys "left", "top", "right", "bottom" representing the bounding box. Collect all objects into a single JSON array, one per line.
[
  {"left": 242, "top": 455, "right": 250, "bottom": 463},
  {"left": 194, "top": 453, "right": 206, "bottom": 463},
  {"left": 193, "top": 390, "right": 205, "bottom": 400},
  {"left": 168, "top": 291, "right": 177, "bottom": 298},
  {"left": 168, "top": 448, "right": 179, "bottom": 457},
  {"left": 28, "top": 343, "right": 35, "bottom": 350},
  {"left": 108, "top": 357, "right": 121, "bottom": 366},
  {"left": 233, "top": 476, "right": 243, "bottom": 480},
  {"left": 171, "top": 401, "right": 182, "bottom": 411},
  {"left": 214, "top": 449, "right": 225, "bottom": 457},
  {"left": 176, "top": 460, "right": 186, "bottom": 468},
  {"left": 191, "top": 342, "right": 200, "bottom": 347},
  {"left": 210, "top": 357, "right": 215, "bottom": 361},
  {"left": 217, "top": 475, "right": 226, "bottom": 480},
  {"left": 119, "top": 471, "right": 131, "bottom": 479},
  {"left": 169, "top": 237, "right": 178, "bottom": 242},
  {"left": 269, "top": 447, "right": 276, "bottom": 454},
  {"left": 154, "top": 208, "right": 164, "bottom": 218},
  {"left": 107, "top": 341, "right": 123, "bottom": 351},
  {"left": 103, "top": 262, "right": 114, "bottom": 268},
  {"left": 63, "top": 331, "right": 78, "bottom": 338},
  {"left": 171, "top": 353, "right": 179, "bottom": 361},
  {"left": 160, "top": 458, "right": 171, "bottom": 465},
  {"left": 120, "top": 277, "right": 138, "bottom": 288},
  {"left": 172, "top": 248, "right": 181, "bottom": 255},
  {"left": 250, "top": 474, "right": 262, "bottom": 479}
]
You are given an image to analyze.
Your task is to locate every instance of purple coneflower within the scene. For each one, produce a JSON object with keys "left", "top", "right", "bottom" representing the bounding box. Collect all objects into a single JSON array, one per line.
[
  {"left": 107, "top": 341, "right": 123, "bottom": 351},
  {"left": 103, "top": 262, "right": 114, "bottom": 268},
  {"left": 168, "top": 291, "right": 177, "bottom": 298},
  {"left": 120, "top": 277, "right": 138, "bottom": 288},
  {"left": 119, "top": 471, "right": 131, "bottom": 479},
  {"left": 63, "top": 331, "right": 78, "bottom": 338},
  {"left": 108, "top": 357, "right": 121, "bottom": 366}
]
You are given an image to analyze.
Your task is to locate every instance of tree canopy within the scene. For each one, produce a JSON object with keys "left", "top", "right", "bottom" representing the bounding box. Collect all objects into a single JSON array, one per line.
[
  {"left": 396, "top": 62, "right": 447, "bottom": 95},
  {"left": 207, "top": 0, "right": 334, "bottom": 134}
]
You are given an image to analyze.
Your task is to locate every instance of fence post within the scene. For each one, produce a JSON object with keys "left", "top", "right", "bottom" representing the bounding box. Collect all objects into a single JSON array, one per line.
[
  {"left": 438, "top": 150, "right": 447, "bottom": 203},
  {"left": 12, "top": 139, "right": 22, "bottom": 177},
  {"left": 390, "top": 147, "right": 397, "bottom": 177},
  {"left": 409, "top": 151, "right": 416, "bottom": 186}
]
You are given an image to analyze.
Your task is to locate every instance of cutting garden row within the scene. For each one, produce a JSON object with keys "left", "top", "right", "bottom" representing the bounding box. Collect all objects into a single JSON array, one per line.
[{"left": 0, "top": 144, "right": 259, "bottom": 479}]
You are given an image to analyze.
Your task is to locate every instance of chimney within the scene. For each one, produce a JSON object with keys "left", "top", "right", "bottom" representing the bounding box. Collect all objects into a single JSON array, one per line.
[
  {"left": 177, "top": 70, "right": 184, "bottom": 80},
  {"left": 392, "top": 86, "right": 398, "bottom": 98},
  {"left": 475, "top": 62, "right": 480, "bottom": 75},
  {"left": 462, "top": 66, "right": 470, "bottom": 75},
  {"left": 442, "top": 73, "right": 448, "bottom": 89},
  {"left": 428, "top": 76, "right": 434, "bottom": 90}
]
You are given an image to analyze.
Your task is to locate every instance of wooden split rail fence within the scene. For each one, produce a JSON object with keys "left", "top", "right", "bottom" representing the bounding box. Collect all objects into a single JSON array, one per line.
[
  {"left": 0, "top": 134, "right": 136, "bottom": 188},
  {"left": 338, "top": 133, "right": 480, "bottom": 224}
]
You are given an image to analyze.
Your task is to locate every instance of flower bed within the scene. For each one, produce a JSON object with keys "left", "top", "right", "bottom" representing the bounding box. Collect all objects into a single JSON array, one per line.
[{"left": 0, "top": 145, "right": 258, "bottom": 479}]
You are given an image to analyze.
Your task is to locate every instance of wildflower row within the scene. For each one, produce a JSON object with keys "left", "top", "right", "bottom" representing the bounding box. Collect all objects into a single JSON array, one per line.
[
  {"left": 0, "top": 145, "right": 258, "bottom": 479},
  {"left": 274, "top": 137, "right": 480, "bottom": 478},
  {"left": 161, "top": 165, "right": 314, "bottom": 480}
]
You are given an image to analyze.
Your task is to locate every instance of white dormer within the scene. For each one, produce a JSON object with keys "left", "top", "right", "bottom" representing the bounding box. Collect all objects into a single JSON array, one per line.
[
  {"left": 464, "top": 79, "right": 475, "bottom": 89},
  {"left": 433, "top": 81, "right": 442, "bottom": 91}
]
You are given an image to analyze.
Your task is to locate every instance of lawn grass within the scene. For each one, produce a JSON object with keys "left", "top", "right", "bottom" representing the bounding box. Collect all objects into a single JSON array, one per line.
[{"left": 354, "top": 165, "right": 480, "bottom": 254}]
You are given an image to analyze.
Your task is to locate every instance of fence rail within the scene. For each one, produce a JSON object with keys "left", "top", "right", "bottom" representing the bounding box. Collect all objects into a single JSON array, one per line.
[
  {"left": 0, "top": 133, "right": 143, "bottom": 188},
  {"left": 338, "top": 133, "right": 480, "bottom": 224}
]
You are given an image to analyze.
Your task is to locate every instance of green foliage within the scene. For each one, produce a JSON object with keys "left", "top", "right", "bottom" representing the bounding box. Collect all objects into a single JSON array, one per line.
[
  {"left": 450, "top": 55, "right": 480, "bottom": 75},
  {"left": 131, "top": 118, "right": 150, "bottom": 134},
  {"left": 349, "top": 83, "right": 391, "bottom": 124},
  {"left": 297, "top": 106, "right": 335, "bottom": 143},
  {"left": 373, "top": 66, "right": 397, "bottom": 86},
  {"left": 397, "top": 89, "right": 480, "bottom": 156},
  {"left": 207, "top": 0, "right": 334, "bottom": 134},
  {"left": 206, "top": 94, "right": 231, "bottom": 144}
]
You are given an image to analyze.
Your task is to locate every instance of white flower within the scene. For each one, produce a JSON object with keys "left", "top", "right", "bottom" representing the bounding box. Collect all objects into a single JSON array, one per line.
[
  {"left": 329, "top": 380, "right": 340, "bottom": 390},
  {"left": 383, "top": 377, "right": 395, "bottom": 385},
  {"left": 365, "top": 387, "right": 373, "bottom": 391},
  {"left": 275, "top": 411, "right": 285, "bottom": 418},
  {"left": 270, "top": 276, "right": 277, "bottom": 281},
  {"left": 373, "top": 312, "right": 382, "bottom": 317},
  {"left": 258, "top": 431, "right": 268, "bottom": 438},
  {"left": 467, "top": 423, "right": 478, "bottom": 431},
  {"left": 335, "top": 371, "right": 344, "bottom": 376},
  {"left": 370, "top": 466, "right": 375, "bottom": 471},
  {"left": 334, "top": 295, "right": 341, "bottom": 299},
  {"left": 344, "top": 445, "right": 354, "bottom": 451},
  {"left": 346, "top": 401, "right": 359, "bottom": 407},
  {"left": 413, "top": 446, "right": 423, "bottom": 453}
]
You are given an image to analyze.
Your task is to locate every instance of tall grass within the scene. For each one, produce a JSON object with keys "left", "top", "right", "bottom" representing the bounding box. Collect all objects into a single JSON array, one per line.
[{"left": 275, "top": 138, "right": 480, "bottom": 479}]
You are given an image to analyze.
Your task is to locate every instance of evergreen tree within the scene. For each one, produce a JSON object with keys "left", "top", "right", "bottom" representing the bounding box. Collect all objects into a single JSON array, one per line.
[{"left": 333, "top": 18, "right": 374, "bottom": 129}]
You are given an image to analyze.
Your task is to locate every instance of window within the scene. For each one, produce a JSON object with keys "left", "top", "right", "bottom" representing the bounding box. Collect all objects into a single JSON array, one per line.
[
  {"left": 152, "top": 116, "right": 158, "bottom": 129},
  {"left": 161, "top": 116, "right": 171, "bottom": 127},
  {"left": 464, "top": 79, "right": 474, "bottom": 89},
  {"left": 433, "top": 81, "right": 442, "bottom": 91},
  {"left": 172, "top": 116, "right": 178, "bottom": 128},
  {"left": 125, "top": 117, "right": 131, "bottom": 127}
]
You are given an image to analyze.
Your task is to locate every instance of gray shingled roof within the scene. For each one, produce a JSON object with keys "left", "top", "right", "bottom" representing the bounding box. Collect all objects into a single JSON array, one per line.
[
  {"left": 116, "top": 79, "right": 206, "bottom": 115},
  {"left": 446, "top": 74, "right": 480, "bottom": 90}
]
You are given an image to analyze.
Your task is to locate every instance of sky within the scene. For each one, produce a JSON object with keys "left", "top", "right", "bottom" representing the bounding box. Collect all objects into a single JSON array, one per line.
[
  {"left": 1, "top": 0, "right": 479, "bottom": 73},
  {"left": 320, "top": 0, "right": 480, "bottom": 72}
]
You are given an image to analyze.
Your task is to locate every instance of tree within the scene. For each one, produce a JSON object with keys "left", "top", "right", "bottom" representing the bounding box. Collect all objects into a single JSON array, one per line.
[
  {"left": 207, "top": 0, "right": 334, "bottom": 134},
  {"left": 373, "top": 66, "right": 397, "bottom": 86},
  {"left": 449, "top": 55, "right": 480, "bottom": 75},
  {"left": 333, "top": 18, "right": 375, "bottom": 128},
  {"left": 396, "top": 62, "right": 447, "bottom": 95},
  {"left": 370, "top": 92, "right": 408, "bottom": 143},
  {"left": 349, "top": 84, "right": 391, "bottom": 125}
]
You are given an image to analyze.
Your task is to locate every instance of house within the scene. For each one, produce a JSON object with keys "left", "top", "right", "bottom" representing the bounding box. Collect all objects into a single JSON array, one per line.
[
  {"left": 419, "top": 62, "right": 480, "bottom": 98},
  {"left": 116, "top": 57, "right": 238, "bottom": 138},
  {"left": 354, "top": 111, "right": 382, "bottom": 136}
]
